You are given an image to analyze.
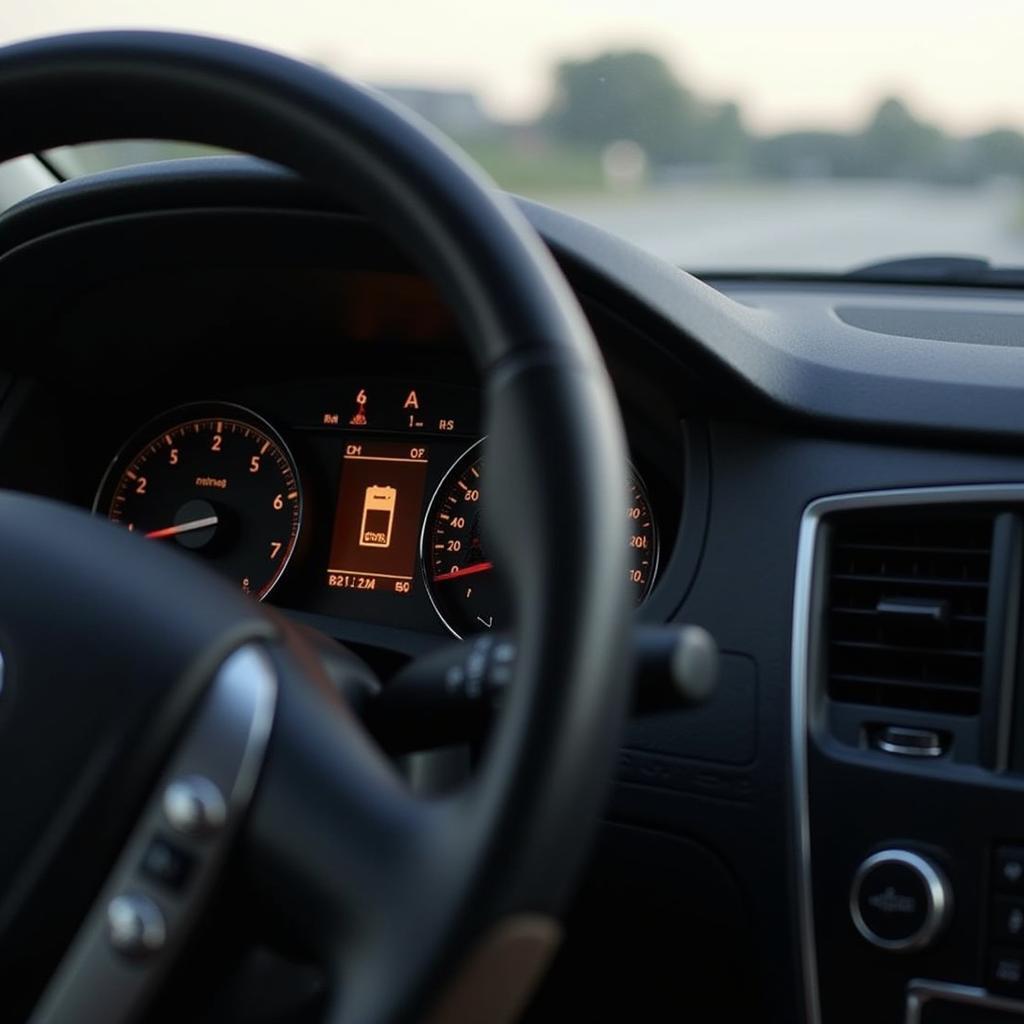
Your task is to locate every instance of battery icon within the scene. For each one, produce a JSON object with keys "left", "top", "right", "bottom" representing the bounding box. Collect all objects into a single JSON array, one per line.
[{"left": 359, "top": 485, "right": 396, "bottom": 548}]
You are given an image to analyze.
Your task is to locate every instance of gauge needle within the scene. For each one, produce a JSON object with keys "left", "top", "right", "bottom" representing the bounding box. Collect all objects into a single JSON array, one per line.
[
  {"left": 433, "top": 561, "right": 494, "bottom": 582},
  {"left": 145, "top": 515, "right": 219, "bottom": 540}
]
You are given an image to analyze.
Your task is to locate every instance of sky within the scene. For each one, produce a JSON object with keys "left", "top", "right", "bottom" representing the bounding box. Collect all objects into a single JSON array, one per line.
[{"left": 3, "top": 0, "right": 1023, "bottom": 135}]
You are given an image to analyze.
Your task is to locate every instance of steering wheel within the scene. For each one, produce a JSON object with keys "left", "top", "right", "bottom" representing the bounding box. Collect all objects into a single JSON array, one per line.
[{"left": 0, "top": 30, "right": 632, "bottom": 1024}]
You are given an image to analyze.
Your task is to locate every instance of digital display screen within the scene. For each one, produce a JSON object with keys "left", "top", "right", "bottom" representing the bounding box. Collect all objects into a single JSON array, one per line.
[{"left": 326, "top": 440, "right": 430, "bottom": 594}]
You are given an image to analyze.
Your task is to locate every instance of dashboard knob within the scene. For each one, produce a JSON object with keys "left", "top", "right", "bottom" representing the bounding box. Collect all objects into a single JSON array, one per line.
[{"left": 850, "top": 849, "right": 952, "bottom": 952}]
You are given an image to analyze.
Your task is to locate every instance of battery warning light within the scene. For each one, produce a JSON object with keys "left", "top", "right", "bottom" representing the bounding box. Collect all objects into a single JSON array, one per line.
[{"left": 359, "top": 485, "right": 396, "bottom": 548}]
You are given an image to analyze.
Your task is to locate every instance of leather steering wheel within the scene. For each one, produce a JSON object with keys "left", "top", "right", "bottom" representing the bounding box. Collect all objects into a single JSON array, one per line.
[{"left": 0, "top": 32, "right": 632, "bottom": 1024}]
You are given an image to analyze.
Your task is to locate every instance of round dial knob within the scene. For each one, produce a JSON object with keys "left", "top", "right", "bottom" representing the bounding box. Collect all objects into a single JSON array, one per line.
[{"left": 850, "top": 849, "right": 952, "bottom": 952}]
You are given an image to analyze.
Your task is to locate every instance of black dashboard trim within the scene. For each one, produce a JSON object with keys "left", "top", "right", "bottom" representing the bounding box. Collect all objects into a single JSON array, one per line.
[{"left": 6, "top": 156, "right": 1024, "bottom": 444}]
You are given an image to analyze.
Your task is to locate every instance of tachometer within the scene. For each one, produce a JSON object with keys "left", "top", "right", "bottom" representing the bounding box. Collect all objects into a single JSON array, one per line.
[
  {"left": 94, "top": 402, "right": 302, "bottom": 600},
  {"left": 422, "top": 440, "right": 658, "bottom": 637}
]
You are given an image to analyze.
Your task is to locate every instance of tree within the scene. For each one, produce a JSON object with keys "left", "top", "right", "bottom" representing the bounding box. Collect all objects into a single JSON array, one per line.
[
  {"left": 861, "top": 97, "right": 944, "bottom": 177},
  {"left": 971, "top": 129, "right": 1024, "bottom": 178},
  {"left": 751, "top": 131, "right": 858, "bottom": 178},
  {"left": 697, "top": 100, "right": 749, "bottom": 165},
  {"left": 545, "top": 50, "right": 698, "bottom": 165},
  {"left": 540, "top": 50, "right": 1024, "bottom": 183}
]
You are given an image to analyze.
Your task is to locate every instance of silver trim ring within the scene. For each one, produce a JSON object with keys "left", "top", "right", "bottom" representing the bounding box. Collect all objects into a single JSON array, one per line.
[
  {"left": 849, "top": 849, "right": 951, "bottom": 953},
  {"left": 419, "top": 436, "right": 487, "bottom": 639}
]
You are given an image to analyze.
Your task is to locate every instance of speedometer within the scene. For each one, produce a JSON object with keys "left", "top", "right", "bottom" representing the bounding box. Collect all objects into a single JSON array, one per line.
[
  {"left": 94, "top": 402, "right": 302, "bottom": 600},
  {"left": 422, "top": 440, "right": 658, "bottom": 637}
]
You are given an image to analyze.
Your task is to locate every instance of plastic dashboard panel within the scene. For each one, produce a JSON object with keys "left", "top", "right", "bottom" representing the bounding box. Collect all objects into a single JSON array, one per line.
[
  {"left": 5, "top": 157, "right": 1024, "bottom": 1022},
  {"left": 4, "top": 155, "right": 1024, "bottom": 441}
]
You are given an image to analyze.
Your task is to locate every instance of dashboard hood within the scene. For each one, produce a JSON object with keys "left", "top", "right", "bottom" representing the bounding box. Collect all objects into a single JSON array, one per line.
[{"left": 4, "top": 154, "right": 1024, "bottom": 444}]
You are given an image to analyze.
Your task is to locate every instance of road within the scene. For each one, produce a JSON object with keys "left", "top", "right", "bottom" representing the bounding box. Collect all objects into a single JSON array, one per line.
[{"left": 548, "top": 179, "right": 1024, "bottom": 272}]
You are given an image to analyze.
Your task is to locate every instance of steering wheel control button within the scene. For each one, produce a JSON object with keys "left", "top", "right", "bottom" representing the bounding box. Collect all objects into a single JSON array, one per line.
[
  {"left": 107, "top": 893, "right": 167, "bottom": 958},
  {"left": 163, "top": 775, "right": 227, "bottom": 838},
  {"left": 993, "top": 897, "right": 1024, "bottom": 946},
  {"left": 995, "top": 847, "right": 1024, "bottom": 894},
  {"left": 990, "top": 949, "right": 1024, "bottom": 997},
  {"left": 850, "top": 849, "right": 951, "bottom": 951},
  {"left": 140, "top": 836, "right": 196, "bottom": 891}
]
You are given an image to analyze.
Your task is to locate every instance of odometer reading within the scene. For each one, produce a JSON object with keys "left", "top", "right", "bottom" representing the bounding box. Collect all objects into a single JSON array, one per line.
[
  {"left": 95, "top": 403, "right": 302, "bottom": 600},
  {"left": 422, "top": 442, "right": 658, "bottom": 637}
]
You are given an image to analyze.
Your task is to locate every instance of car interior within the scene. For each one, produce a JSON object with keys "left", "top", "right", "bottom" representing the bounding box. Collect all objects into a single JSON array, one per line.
[{"left": 3, "top": 21, "right": 1024, "bottom": 1024}]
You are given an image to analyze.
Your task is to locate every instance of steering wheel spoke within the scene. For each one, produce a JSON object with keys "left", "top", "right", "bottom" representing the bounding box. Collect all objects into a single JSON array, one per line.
[
  {"left": 245, "top": 645, "right": 438, "bottom": 931},
  {"left": 242, "top": 641, "right": 483, "bottom": 1022},
  {"left": 29, "top": 643, "right": 277, "bottom": 1024}
]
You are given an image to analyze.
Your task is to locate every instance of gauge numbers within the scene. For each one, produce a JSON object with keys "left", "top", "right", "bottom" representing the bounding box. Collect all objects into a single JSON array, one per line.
[
  {"left": 423, "top": 441, "right": 658, "bottom": 637},
  {"left": 95, "top": 403, "right": 302, "bottom": 600}
]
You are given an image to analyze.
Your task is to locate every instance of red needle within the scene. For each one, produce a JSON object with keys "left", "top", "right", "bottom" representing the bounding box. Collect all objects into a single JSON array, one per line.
[
  {"left": 145, "top": 515, "right": 219, "bottom": 540},
  {"left": 433, "top": 561, "right": 494, "bottom": 582}
]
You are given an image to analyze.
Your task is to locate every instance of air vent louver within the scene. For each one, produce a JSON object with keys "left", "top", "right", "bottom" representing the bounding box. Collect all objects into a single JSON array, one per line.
[{"left": 826, "top": 513, "right": 994, "bottom": 715}]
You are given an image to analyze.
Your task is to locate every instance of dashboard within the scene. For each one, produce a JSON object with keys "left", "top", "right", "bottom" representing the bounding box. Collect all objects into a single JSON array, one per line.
[{"left": 8, "top": 155, "right": 1024, "bottom": 1024}]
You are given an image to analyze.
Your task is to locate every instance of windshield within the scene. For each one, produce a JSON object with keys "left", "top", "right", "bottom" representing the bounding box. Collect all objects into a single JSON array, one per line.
[{"left": 5, "top": 2, "right": 1024, "bottom": 274}]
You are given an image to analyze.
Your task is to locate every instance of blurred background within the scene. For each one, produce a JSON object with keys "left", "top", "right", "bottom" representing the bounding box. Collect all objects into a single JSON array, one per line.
[{"left": 4, "top": 0, "right": 1024, "bottom": 271}]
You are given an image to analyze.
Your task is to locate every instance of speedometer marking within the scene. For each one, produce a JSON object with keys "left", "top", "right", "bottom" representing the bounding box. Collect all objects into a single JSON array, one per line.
[{"left": 423, "top": 441, "right": 659, "bottom": 638}]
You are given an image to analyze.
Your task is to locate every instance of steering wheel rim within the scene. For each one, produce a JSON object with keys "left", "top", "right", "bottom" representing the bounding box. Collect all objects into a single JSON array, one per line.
[{"left": 0, "top": 31, "right": 633, "bottom": 1024}]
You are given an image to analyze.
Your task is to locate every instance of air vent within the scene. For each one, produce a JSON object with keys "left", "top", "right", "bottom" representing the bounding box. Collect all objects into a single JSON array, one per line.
[{"left": 826, "top": 513, "right": 994, "bottom": 715}]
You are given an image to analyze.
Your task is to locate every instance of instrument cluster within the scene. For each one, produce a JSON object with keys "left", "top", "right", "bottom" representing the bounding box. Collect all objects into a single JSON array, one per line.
[{"left": 92, "top": 377, "right": 669, "bottom": 638}]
